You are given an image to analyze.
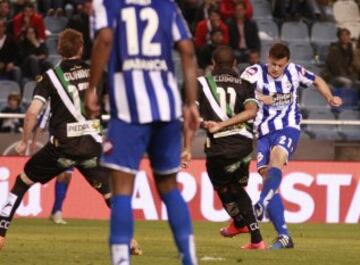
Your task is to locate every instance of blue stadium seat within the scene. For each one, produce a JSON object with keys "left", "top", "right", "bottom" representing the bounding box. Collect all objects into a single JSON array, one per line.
[
  {"left": 311, "top": 22, "right": 337, "bottom": 44},
  {"left": 22, "top": 81, "right": 36, "bottom": 107},
  {"left": 260, "top": 40, "right": 273, "bottom": 62},
  {"left": 306, "top": 110, "right": 341, "bottom": 140},
  {"left": 257, "top": 20, "right": 279, "bottom": 41},
  {"left": 252, "top": 0, "right": 273, "bottom": 20},
  {"left": 288, "top": 42, "right": 314, "bottom": 65},
  {"left": 46, "top": 35, "right": 58, "bottom": 55},
  {"left": 300, "top": 86, "right": 328, "bottom": 109},
  {"left": 44, "top": 16, "right": 68, "bottom": 35},
  {"left": 281, "top": 21, "right": 310, "bottom": 43},
  {"left": 338, "top": 110, "right": 360, "bottom": 140}
]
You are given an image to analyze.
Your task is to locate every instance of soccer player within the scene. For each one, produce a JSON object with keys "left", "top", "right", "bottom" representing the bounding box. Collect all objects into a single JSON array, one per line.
[
  {"left": 197, "top": 46, "right": 266, "bottom": 249},
  {"left": 31, "top": 103, "right": 73, "bottom": 225},
  {"left": 240, "top": 43, "right": 342, "bottom": 249},
  {"left": 86, "top": 1, "right": 200, "bottom": 265},
  {"left": 0, "top": 29, "right": 112, "bottom": 250}
]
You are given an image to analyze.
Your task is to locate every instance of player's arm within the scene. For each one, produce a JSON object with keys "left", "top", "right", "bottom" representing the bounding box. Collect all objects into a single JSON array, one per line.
[
  {"left": 204, "top": 101, "right": 258, "bottom": 134},
  {"left": 313, "top": 75, "right": 342, "bottom": 107},
  {"left": 16, "top": 99, "right": 45, "bottom": 156},
  {"left": 85, "top": 28, "right": 113, "bottom": 118}
]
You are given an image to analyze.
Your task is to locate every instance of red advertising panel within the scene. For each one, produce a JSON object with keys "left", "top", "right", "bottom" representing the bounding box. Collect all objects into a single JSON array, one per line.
[{"left": 0, "top": 157, "right": 359, "bottom": 223}]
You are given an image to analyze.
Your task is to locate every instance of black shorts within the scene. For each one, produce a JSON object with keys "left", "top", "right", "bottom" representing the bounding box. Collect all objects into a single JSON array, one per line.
[
  {"left": 206, "top": 155, "right": 251, "bottom": 189},
  {"left": 24, "top": 143, "right": 110, "bottom": 196}
]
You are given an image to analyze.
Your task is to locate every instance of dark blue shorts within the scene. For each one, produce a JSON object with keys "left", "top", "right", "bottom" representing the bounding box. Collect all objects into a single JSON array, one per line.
[
  {"left": 256, "top": 127, "right": 300, "bottom": 170},
  {"left": 101, "top": 118, "right": 182, "bottom": 174}
]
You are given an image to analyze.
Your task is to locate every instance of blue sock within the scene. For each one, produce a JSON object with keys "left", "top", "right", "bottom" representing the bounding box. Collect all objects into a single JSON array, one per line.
[
  {"left": 267, "top": 193, "right": 289, "bottom": 236},
  {"left": 52, "top": 180, "right": 69, "bottom": 214},
  {"left": 259, "top": 167, "right": 282, "bottom": 207},
  {"left": 109, "top": 195, "right": 133, "bottom": 245},
  {"left": 162, "top": 189, "right": 197, "bottom": 265}
]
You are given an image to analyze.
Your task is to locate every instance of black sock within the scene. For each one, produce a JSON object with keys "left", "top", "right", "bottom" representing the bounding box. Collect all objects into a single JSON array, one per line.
[
  {"left": 0, "top": 175, "right": 30, "bottom": 237},
  {"left": 234, "top": 187, "right": 263, "bottom": 243},
  {"left": 216, "top": 187, "right": 245, "bottom": 226}
]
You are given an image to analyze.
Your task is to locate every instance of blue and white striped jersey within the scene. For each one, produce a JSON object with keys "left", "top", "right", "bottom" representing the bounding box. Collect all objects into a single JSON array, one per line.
[
  {"left": 92, "top": 0, "right": 192, "bottom": 124},
  {"left": 241, "top": 63, "right": 315, "bottom": 137}
]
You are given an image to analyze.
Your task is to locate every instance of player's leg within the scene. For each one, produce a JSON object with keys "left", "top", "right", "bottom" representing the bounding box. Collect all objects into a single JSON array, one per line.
[
  {"left": 0, "top": 143, "right": 66, "bottom": 249},
  {"left": 51, "top": 169, "right": 73, "bottom": 224},
  {"left": 101, "top": 119, "right": 149, "bottom": 265},
  {"left": 149, "top": 121, "right": 197, "bottom": 265}
]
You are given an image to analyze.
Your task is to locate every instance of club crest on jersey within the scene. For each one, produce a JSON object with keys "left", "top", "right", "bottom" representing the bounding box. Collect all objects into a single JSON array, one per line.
[
  {"left": 257, "top": 152, "right": 264, "bottom": 162},
  {"left": 103, "top": 140, "right": 113, "bottom": 155}
]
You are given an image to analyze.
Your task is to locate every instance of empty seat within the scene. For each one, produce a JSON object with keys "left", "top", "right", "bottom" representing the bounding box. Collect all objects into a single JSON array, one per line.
[
  {"left": 333, "top": 0, "right": 360, "bottom": 24},
  {"left": 288, "top": 42, "right": 314, "bottom": 65},
  {"left": 46, "top": 35, "right": 58, "bottom": 55},
  {"left": 257, "top": 20, "right": 279, "bottom": 41},
  {"left": 301, "top": 86, "right": 328, "bottom": 109},
  {"left": 252, "top": 0, "right": 272, "bottom": 20},
  {"left": 260, "top": 41, "right": 273, "bottom": 62},
  {"left": 44, "top": 16, "right": 68, "bottom": 35},
  {"left": 22, "top": 81, "right": 36, "bottom": 107},
  {"left": 306, "top": 110, "right": 340, "bottom": 140},
  {"left": 315, "top": 44, "right": 330, "bottom": 65},
  {"left": 281, "top": 21, "right": 310, "bottom": 43},
  {"left": 311, "top": 22, "right": 338, "bottom": 44},
  {"left": 338, "top": 110, "right": 360, "bottom": 140},
  {"left": 333, "top": 87, "right": 359, "bottom": 110}
]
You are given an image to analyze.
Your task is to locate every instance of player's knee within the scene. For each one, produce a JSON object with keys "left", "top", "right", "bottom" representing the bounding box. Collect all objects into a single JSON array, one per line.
[{"left": 269, "top": 146, "right": 288, "bottom": 168}]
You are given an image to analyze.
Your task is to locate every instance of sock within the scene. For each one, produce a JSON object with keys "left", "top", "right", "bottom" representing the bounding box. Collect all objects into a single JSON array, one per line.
[
  {"left": 259, "top": 167, "right": 282, "bottom": 207},
  {"left": 0, "top": 175, "right": 30, "bottom": 237},
  {"left": 109, "top": 195, "right": 133, "bottom": 265},
  {"left": 51, "top": 180, "right": 69, "bottom": 214},
  {"left": 234, "top": 188, "right": 263, "bottom": 244},
  {"left": 267, "top": 193, "right": 289, "bottom": 236},
  {"left": 162, "top": 189, "right": 197, "bottom": 265},
  {"left": 216, "top": 187, "right": 245, "bottom": 228}
]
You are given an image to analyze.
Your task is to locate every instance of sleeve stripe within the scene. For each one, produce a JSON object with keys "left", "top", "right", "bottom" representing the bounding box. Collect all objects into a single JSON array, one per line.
[
  {"left": 93, "top": 0, "right": 110, "bottom": 31},
  {"left": 244, "top": 98, "right": 259, "bottom": 106},
  {"left": 33, "top": 95, "right": 47, "bottom": 104}
]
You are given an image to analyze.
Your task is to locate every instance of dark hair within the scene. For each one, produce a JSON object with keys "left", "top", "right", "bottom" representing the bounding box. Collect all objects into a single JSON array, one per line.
[
  {"left": 212, "top": 46, "right": 235, "bottom": 68},
  {"left": 269, "top": 42, "right": 290, "bottom": 60},
  {"left": 337, "top": 27, "right": 351, "bottom": 38},
  {"left": 7, "top": 92, "right": 21, "bottom": 105},
  {"left": 58, "top": 29, "right": 83, "bottom": 58},
  {"left": 208, "top": 7, "right": 220, "bottom": 17},
  {"left": 23, "top": 2, "right": 35, "bottom": 10},
  {"left": 209, "top": 28, "right": 223, "bottom": 37}
]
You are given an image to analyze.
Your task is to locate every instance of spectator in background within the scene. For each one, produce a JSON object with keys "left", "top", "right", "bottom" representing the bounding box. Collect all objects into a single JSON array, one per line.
[
  {"left": 176, "top": 0, "right": 199, "bottom": 33},
  {"left": 226, "top": 2, "right": 260, "bottom": 63},
  {"left": 193, "top": 0, "right": 219, "bottom": 29},
  {"left": 67, "top": 0, "right": 92, "bottom": 61},
  {"left": 197, "top": 28, "right": 225, "bottom": 70},
  {"left": 220, "top": 0, "right": 253, "bottom": 20},
  {"left": 0, "top": 0, "right": 14, "bottom": 34},
  {"left": 0, "top": 18, "right": 21, "bottom": 84},
  {"left": 323, "top": 28, "right": 357, "bottom": 88},
  {"left": 38, "top": 0, "right": 65, "bottom": 15},
  {"left": 18, "top": 26, "right": 51, "bottom": 79},
  {"left": 0, "top": 92, "right": 23, "bottom": 133},
  {"left": 194, "top": 8, "right": 229, "bottom": 48},
  {"left": 352, "top": 36, "right": 360, "bottom": 83},
  {"left": 13, "top": 2, "right": 46, "bottom": 41},
  {"left": 238, "top": 49, "right": 260, "bottom": 73}
]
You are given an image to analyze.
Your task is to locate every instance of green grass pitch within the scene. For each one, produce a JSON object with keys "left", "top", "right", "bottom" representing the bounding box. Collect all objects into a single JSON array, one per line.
[{"left": 1, "top": 219, "right": 359, "bottom": 265}]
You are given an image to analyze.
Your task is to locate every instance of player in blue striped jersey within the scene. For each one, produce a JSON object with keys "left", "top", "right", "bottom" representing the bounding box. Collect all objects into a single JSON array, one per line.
[
  {"left": 86, "top": 1, "right": 199, "bottom": 264},
  {"left": 241, "top": 43, "right": 342, "bottom": 249}
]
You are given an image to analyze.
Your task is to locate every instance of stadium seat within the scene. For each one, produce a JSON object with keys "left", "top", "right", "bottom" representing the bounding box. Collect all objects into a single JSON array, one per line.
[
  {"left": 288, "top": 42, "right": 314, "bottom": 65},
  {"left": 44, "top": 16, "right": 68, "bottom": 35},
  {"left": 333, "top": 0, "right": 360, "bottom": 24},
  {"left": 306, "top": 110, "right": 341, "bottom": 140},
  {"left": 0, "top": 80, "right": 21, "bottom": 110},
  {"left": 260, "top": 40, "right": 273, "bottom": 62},
  {"left": 281, "top": 21, "right": 310, "bottom": 43},
  {"left": 22, "top": 81, "right": 36, "bottom": 107},
  {"left": 311, "top": 22, "right": 338, "bottom": 45},
  {"left": 338, "top": 110, "right": 360, "bottom": 140},
  {"left": 46, "top": 36, "right": 58, "bottom": 55},
  {"left": 333, "top": 87, "right": 359, "bottom": 110},
  {"left": 48, "top": 54, "right": 61, "bottom": 66},
  {"left": 315, "top": 44, "right": 330, "bottom": 65},
  {"left": 257, "top": 20, "right": 279, "bottom": 41},
  {"left": 252, "top": 0, "right": 272, "bottom": 20},
  {"left": 301, "top": 86, "right": 329, "bottom": 109}
]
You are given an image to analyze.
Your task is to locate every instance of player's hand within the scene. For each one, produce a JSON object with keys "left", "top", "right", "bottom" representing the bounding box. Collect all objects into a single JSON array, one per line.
[
  {"left": 181, "top": 149, "right": 192, "bottom": 168},
  {"left": 183, "top": 103, "right": 200, "bottom": 133},
  {"left": 15, "top": 141, "right": 27, "bottom": 156},
  {"left": 85, "top": 88, "right": 100, "bottom": 119},
  {"left": 203, "top": 121, "right": 222, "bottom": 133},
  {"left": 328, "top": 96, "right": 342, "bottom": 107}
]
